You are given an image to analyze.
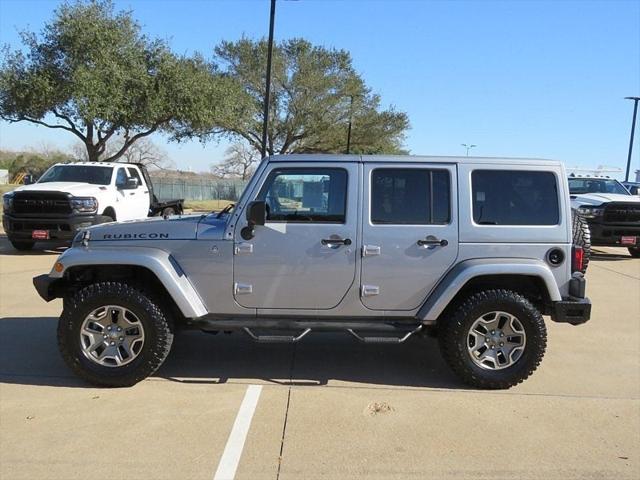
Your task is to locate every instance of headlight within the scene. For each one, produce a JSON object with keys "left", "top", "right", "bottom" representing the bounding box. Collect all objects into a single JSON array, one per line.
[
  {"left": 71, "top": 196, "right": 98, "bottom": 213},
  {"left": 2, "top": 193, "right": 14, "bottom": 212},
  {"left": 578, "top": 206, "right": 604, "bottom": 219}
]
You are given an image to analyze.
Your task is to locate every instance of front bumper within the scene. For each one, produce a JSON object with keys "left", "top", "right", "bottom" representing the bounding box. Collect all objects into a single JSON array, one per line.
[
  {"left": 586, "top": 221, "right": 640, "bottom": 247},
  {"left": 3, "top": 213, "right": 111, "bottom": 242},
  {"left": 33, "top": 274, "right": 56, "bottom": 302}
]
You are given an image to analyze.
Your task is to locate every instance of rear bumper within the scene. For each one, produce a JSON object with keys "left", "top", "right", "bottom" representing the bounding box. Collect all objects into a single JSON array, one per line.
[
  {"left": 3, "top": 213, "right": 111, "bottom": 242},
  {"left": 551, "top": 297, "right": 591, "bottom": 325},
  {"left": 550, "top": 273, "right": 591, "bottom": 325}
]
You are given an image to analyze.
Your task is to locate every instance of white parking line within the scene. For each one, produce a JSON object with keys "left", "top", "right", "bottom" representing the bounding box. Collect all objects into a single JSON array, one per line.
[{"left": 213, "top": 385, "right": 263, "bottom": 480}]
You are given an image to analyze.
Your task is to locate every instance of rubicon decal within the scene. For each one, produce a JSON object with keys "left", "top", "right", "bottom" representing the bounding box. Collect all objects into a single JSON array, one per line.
[{"left": 102, "top": 233, "right": 169, "bottom": 239}]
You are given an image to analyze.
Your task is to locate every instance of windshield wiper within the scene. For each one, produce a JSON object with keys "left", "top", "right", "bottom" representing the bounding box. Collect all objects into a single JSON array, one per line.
[{"left": 216, "top": 203, "right": 235, "bottom": 218}]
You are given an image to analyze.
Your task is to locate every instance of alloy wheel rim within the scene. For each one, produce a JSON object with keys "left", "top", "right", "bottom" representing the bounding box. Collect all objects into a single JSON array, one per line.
[
  {"left": 467, "top": 311, "right": 526, "bottom": 370},
  {"left": 79, "top": 305, "right": 145, "bottom": 367}
]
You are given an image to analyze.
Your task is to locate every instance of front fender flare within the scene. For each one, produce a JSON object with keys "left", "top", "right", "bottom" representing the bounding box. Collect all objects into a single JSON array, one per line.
[
  {"left": 417, "top": 258, "right": 562, "bottom": 323},
  {"left": 49, "top": 246, "right": 207, "bottom": 319}
]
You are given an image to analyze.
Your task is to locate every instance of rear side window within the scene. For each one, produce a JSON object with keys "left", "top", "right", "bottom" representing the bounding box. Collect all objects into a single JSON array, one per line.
[
  {"left": 472, "top": 170, "right": 559, "bottom": 225},
  {"left": 371, "top": 168, "right": 450, "bottom": 224}
]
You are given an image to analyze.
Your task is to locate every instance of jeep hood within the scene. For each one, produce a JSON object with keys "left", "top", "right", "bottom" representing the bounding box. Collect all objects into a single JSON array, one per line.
[
  {"left": 13, "top": 182, "right": 106, "bottom": 197},
  {"left": 85, "top": 213, "right": 230, "bottom": 242},
  {"left": 571, "top": 193, "right": 640, "bottom": 207}
]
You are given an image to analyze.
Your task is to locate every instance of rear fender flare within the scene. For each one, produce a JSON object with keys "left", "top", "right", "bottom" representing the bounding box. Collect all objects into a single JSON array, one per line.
[{"left": 417, "top": 258, "right": 562, "bottom": 323}]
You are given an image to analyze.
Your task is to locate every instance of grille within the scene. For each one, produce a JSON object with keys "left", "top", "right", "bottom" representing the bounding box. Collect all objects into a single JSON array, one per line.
[
  {"left": 13, "top": 192, "right": 72, "bottom": 215},
  {"left": 603, "top": 203, "right": 640, "bottom": 223}
]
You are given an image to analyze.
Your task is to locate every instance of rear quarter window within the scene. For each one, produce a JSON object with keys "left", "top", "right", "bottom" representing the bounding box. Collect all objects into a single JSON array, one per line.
[{"left": 472, "top": 170, "right": 559, "bottom": 226}]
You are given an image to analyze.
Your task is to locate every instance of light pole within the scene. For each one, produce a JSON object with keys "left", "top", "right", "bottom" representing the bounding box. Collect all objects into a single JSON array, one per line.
[
  {"left": 346, "top": 95, "right": 354, "bottom": 154},
  {"left": 260, "top": 0, "right": 277, "bottom": 159},
  {"left": 461, "top": 143, "right": 477, "bottom": 156},
  {"left": 624, "top": 96, "right": 640, "bottom": 182}
]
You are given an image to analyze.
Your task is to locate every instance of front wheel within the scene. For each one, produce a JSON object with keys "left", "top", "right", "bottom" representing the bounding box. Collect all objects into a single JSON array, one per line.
[
  {"left": 8, "top": 237, "right": 35, "bottom": 251},
  {"left": 58, "top": 282, "right": 174, "bottom": 387},
  {"left": 438, "top": 289, "right": 547, "bottom": 389},
  {"left": 628, "top": 247, "right": 640, "bottom": 258}
]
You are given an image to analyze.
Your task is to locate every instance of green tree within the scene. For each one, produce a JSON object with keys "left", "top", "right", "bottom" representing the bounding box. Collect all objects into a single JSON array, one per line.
[
  {"left": 213, "top": 38, "right": 410, "bottom": 156},
  {"left": 0, "top": 148, "right": 73, "bottom": 179},
  {"left": 0, "top": 0, "right": 243, "bottom": 162}
]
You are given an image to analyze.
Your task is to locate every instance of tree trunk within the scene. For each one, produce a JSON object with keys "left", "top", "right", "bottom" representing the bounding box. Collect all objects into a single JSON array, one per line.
[{"left": 85, "top": 143, "right": 101, "bottom": 162}]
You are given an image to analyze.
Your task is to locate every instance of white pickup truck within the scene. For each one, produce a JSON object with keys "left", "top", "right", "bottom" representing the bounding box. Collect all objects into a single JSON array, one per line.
[{"left": 2, "top": 162, "right": 183, "bottom": 250}]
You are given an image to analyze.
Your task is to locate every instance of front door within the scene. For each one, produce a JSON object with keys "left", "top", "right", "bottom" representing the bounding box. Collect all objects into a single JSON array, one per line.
[
  {"left": 360, "top": 163, "right": 458, "bottom": 310},
  {"left": 233, "top": 162, "right": 359, "bottom": 309}
]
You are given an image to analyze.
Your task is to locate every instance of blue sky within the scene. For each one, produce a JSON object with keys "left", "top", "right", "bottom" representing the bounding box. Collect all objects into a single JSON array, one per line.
[{"left": 0, "top": 0, "right": 639, "bottom": 175}]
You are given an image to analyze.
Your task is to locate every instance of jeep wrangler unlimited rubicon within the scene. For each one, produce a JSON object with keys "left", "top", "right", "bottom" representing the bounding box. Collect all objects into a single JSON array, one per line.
[{"left": 34, "top": 155, "right": 591, "bottom": 389}]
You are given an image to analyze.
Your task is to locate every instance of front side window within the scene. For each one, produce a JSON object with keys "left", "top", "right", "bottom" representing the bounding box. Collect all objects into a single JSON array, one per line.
[
  {"left": 472, "top": 170, "right": 559, "bottom": 225},
  {"left": 257, "top": 168, "right": 347, "bottom": 223},
  {"left": 371, "top": 168, "right": 450, "bottom": 224},
  {"left": 115, "top": 168, "right": 128, "bottom": 187}
]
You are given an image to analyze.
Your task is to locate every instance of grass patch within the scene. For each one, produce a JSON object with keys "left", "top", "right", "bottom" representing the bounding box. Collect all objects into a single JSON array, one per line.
[{"left": 183, "top": 199, "right": 234, "bottom": 212}]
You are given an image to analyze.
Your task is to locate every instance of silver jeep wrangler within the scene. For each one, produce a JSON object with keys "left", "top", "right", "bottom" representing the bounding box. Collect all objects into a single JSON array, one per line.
[{"left": 34, "top": 155, "right": 591, "bottom": 389}]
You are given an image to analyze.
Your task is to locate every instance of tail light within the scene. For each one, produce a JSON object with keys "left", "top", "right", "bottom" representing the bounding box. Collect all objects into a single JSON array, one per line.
[{"left": 572, "top": 246, "right": 584, "bottom": 273}]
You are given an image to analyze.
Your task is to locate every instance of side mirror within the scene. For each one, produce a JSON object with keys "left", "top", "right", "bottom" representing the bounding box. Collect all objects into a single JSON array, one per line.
[
  {"left": 119, "top": 178, "right": 139, "bottom": 190},
  {"left": 246, "top": 200, "right": 266, "bottom": 226},
  {"left": 241, "top": 201, "right": 266, "bottom": 240}
]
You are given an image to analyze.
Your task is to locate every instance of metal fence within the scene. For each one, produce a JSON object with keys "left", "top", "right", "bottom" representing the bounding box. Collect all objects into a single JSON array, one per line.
[{"left": 150, "top": 177, "right": 248, "bottom": 201}]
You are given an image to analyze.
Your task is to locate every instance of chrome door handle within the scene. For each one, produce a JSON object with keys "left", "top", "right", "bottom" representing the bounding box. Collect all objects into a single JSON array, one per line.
[
  {"left": 321, "top": 238, "right": 352, "bottom": 246},
  {"left": 417, "top": 235, "right": 448, "bottom": 247}
]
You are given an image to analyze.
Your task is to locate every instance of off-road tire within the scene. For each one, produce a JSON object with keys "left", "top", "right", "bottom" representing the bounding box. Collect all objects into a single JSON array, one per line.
[
  {"left": 438, "top": 289, "right": 547, "bottom": 389},
  {"left": 162, "top": 206, "right": 176, "bottom": 217},
  {"left": 8, "top": 237, "right": 35, "bottom": 251},
  {"left": 572, "top": 209, "right": 591, "bottom": 273},
  {"left": 58, "top": 281, "right": 173, "bottom": 387},
  {"left": 628, "top": 247, "right": 640, "bottom": 258}
]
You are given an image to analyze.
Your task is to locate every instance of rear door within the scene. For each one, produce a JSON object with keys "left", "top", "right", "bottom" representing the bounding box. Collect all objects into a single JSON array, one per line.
[{"left": 360, "top": 162, "right": 458, "bottom": 310}]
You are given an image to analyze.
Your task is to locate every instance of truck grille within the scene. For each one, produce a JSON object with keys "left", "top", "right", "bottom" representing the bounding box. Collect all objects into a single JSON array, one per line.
[
  {"left": 603, "top": 203, "right": 640, "bottom": 223},
  {"left": 12, "top": 192, "right": 72, "bottom": 215}
]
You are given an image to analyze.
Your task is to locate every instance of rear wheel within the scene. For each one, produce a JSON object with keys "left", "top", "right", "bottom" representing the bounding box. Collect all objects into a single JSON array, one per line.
[
  {"left": 438, "top": 289, "right": 547, "bottom": 389},
  {"left": 628, "top": 247, "right": 640, "bottom": 258},
  {"left": 572, "top": 209, "right": 591, "bottom": 273},
  {"left": 8, "top": 237, "right": 35, "bottom": 251},
  {"left": 58, "top": 281, "right": 174, "bottom": 387},
  {"left": 162, "top": 206, "right": 176, "bottom": 217}
]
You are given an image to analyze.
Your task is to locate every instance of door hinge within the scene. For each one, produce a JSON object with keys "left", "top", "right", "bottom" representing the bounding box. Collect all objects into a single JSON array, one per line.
[
  {"left": 234, "top": 243, "right": 254, "bottom": 255},
  {"left": 362, "top": 245, "right": 381, "bottom": 257},
  {"left": 234, "top": 282, "right": 253, "bottom": 295},
  {"left": 361, "top": 285, "right": 380, "bottom": 297}
]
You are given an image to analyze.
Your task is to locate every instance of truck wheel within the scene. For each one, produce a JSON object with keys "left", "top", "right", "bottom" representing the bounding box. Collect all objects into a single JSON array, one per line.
[
  {"left": 438, "top": 289, "right": 547, "bottom": 389},
  {"left": 8, "top": 237, "right": 35, "bottom": 251},
  {"left": 57, "top": 282, "right": 174, "bottom": 387},
  {"left": 629, "top": 247, "right": 640, "bottom": 258},
  {"left": 162, "top": 207, "right": 176, "bottom": 217},
  {"left": 571, "top": 210, "right": 591, "bottom": 273}
]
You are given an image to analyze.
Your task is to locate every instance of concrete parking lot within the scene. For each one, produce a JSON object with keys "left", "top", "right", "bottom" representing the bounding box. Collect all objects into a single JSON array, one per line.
[{"left": 1, "top": 236, "right": 638, "bottom": 480}]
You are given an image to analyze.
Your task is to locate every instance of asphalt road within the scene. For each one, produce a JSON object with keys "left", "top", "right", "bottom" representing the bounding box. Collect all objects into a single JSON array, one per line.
[{"left": 0, "top": 237, "right": 638, "bottom": 479}]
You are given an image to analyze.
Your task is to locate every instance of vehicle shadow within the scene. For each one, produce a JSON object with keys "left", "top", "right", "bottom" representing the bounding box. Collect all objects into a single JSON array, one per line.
[
  {"left": 590, "top": 248, "right": 633, "bottom": 261},
  {"left": 0, "top": 234, "right": 67, "bottom": 256},
  {"left": 0, "top": 317, "right": 463, "bottom": 390}
]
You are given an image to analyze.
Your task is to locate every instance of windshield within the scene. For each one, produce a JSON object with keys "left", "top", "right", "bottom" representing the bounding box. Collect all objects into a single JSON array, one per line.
[
  {"left": 568, "top": 178, "right": 630, "bottom": 196},
  {"left": 38, "top": 165, "right": 114, "bottom": 185}
]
